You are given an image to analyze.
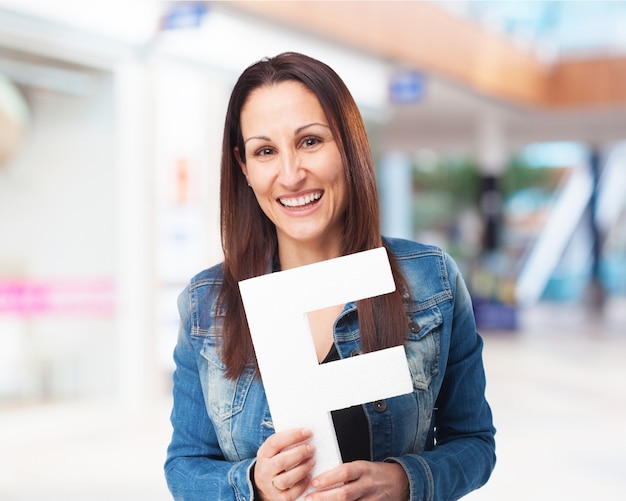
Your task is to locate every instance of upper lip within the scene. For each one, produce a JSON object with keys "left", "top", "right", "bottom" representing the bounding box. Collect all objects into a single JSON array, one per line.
[{"left": 278, "top": 190, "right": 323, "bottom": 207}]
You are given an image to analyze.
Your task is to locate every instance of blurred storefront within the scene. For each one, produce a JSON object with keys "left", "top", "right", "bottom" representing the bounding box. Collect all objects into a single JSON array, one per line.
[
  {"left": 0, "top": 2, "right": 416, "bottom": 406},
  {"left": 0, "top": 1, "right": 625, "bottom": 408}
]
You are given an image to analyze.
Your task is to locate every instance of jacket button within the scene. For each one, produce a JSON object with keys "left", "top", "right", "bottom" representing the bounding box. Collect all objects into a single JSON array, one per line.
[
  {"left": 350, "top": 349, "right": 363, "bottom": 357},
  {"left": 373, "top": 400, "right": 387, "bottom": 412},
  {"left": 409, "top": 322, "right": 420, "bottom": 333}
]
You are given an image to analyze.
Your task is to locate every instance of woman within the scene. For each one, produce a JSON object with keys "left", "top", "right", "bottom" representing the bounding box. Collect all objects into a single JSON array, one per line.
[{"left": 165, "top": 52, "right": 496, "bottom": 501}]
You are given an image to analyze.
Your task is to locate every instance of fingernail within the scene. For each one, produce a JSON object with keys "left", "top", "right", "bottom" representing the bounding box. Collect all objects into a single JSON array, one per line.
[
  {"left": 307, "top": 443, "right": 315, "bottom": 454},
  {"left": 311, "top": 478, "right": 320, "bottom": 488},
  {"left": 302, "top": 428, "right": 312, "bottom": 437}
]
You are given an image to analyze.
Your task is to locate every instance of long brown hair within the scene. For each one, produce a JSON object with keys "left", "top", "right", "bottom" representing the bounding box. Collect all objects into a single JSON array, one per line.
[{"left": 219, "top": 52, "right": 408, "bottom": 378}]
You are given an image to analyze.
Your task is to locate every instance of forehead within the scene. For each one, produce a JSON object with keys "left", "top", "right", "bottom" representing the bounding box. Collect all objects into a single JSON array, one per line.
[{"left": 240, "top": 81, "right": 327, "bottom": 126}]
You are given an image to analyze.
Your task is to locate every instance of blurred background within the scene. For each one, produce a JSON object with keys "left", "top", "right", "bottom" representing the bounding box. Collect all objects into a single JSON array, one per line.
[{"left": 0, "top": 1, "right": 625, "bottom": 499}]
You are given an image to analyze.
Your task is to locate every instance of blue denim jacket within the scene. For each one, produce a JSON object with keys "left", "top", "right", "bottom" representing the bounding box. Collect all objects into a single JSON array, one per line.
[{"left": 165, "top": 238, "right": 496, "bottom": 501}]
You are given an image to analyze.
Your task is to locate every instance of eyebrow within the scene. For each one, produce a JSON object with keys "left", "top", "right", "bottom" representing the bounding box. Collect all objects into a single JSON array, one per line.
[
  {"left": 244, "top": 135, "right": 270, "bottom": 145},
  {"left": 243, "top": 122, "right": 330, "bottom": 145},
  {"left": 295, "top": 122, "right": 330, "bottom": 134}
]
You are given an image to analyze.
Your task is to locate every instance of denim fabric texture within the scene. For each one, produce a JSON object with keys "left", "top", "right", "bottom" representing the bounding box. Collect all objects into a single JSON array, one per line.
[{"left": 165, "top": 238, "right": 496, "bottom": 501}]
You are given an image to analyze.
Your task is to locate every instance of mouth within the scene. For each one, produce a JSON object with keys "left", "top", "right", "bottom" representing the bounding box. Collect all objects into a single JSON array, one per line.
[{"left": 278, "top": 191, "right": 322, "bottom": 208}]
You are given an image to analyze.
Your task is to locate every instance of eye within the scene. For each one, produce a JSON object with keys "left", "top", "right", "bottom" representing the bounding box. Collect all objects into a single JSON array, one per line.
[
  {"left": 254, "top": 146, "right": 275, "bottom": 157},
  {"left": 301, "top": 136, "right": 322, "bottom": 148}
]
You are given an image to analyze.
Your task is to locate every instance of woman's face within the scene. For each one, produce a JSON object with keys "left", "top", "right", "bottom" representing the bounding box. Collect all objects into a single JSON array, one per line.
[{"left": 237, "top": 80, "right": 347, "bottom": 257}]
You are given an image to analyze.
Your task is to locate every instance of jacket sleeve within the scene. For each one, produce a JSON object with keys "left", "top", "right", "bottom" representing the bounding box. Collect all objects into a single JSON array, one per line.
[
  {"left": 164, "top": 287, "right": 256, "bottom": 501},
  {"left": 389, "top": 254, "right": 496, "bottom": 501}
]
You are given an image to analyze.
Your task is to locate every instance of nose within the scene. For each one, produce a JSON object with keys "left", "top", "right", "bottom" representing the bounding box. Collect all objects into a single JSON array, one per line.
[{"left": 277, "top": 150, "right": 305, "bottom": 188}]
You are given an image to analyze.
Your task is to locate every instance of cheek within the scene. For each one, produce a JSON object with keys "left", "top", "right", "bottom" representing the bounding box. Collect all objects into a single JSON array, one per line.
[
  {"left": 330, "top": 158, "right": 347, "bottom": 191},
  {"left": 255, "top": 177, "right": 275, "bottom": 197},
  {"left": 246, "top": 163, "right": 272, "bottom": 188},
  {"left": 321, "top": 150, "right": 345, "bottom": 181}
]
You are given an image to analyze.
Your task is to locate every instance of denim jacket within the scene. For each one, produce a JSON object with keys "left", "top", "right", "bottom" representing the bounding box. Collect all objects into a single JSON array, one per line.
[{"left": 165, "top": 238, "right": 496, "bottom": 501}]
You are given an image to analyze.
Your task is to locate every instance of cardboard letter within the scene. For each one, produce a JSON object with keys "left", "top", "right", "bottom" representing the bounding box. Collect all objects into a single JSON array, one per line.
[{"left": 239, "top": 247, "right": 413, "bottom": 497}]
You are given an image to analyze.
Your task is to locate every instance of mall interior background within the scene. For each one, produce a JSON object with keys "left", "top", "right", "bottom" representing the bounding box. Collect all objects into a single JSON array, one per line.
[{"left": 0, "top": 2, "right": 625, "bottom": 500}]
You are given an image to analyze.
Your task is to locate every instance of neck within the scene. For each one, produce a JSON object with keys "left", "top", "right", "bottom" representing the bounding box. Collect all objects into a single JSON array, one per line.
[{"left": 277, "top": 239, "right": 342, "bottom": 270}]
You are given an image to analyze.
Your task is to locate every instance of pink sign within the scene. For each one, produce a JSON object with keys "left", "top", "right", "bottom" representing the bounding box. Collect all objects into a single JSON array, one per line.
[{"left": 0, "top": 279, "right": 115, "bottom": 316}]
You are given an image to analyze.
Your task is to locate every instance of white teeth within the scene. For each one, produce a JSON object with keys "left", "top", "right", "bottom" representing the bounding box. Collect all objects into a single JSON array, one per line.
[{"left": 280, "top": 192, "right": 321, "bottom": 207}]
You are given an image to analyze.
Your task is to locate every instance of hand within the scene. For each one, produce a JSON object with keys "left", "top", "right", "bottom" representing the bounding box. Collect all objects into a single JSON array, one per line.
[
  {"left": 254, "top": 428, "right": 316, "bottom": 500},
  {"left": 305, "top": 461, "right": 409, "bottom": 501}
]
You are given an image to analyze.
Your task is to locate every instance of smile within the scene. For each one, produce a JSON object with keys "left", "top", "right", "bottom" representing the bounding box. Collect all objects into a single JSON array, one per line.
[{"left": 279, "top": 191, "right": 322, "bottom": 208}]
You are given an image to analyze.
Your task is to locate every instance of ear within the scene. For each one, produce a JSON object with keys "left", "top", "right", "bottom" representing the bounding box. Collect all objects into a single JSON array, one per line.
[{"left": 234, "top": 147, "right": 248, "bottom": 179}]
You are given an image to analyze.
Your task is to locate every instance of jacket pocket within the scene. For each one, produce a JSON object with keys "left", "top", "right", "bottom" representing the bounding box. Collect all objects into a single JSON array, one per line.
[
  {"left": 404, "top": 306, "right": 442, "bottom": 391},
  {"left": 198, "top": 327, "right": 255, "bottom": 423}
]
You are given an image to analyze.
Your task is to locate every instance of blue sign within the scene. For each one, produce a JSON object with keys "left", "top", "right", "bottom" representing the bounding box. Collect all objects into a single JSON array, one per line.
[
  {"left": 161, "top": 2, "right": 209, "bottom": 30},
  {"left": 389, "top": 72, "right": 426, "bottom": 104}
]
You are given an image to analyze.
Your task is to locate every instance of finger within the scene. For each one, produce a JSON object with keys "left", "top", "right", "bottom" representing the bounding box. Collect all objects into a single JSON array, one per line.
[
  {"left": 280, "top": 472, "right": 312, "bottom": 500},
  {"left": 258, "top": 428, "right": 312, "bottom": 458},
  {"left": 272, "top": 441, "right": 316, "bottom": 476},
  {"left": 275, "top": 457, "right": 315, "bottom": 490},
  {"left": 311, "top": 462, "right": 362, "bottom": 491}
]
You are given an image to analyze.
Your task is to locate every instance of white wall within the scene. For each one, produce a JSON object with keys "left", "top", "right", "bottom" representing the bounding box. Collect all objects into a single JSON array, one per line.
[{"left": 0, "top": 72, "right": 118, "bottom": 399}]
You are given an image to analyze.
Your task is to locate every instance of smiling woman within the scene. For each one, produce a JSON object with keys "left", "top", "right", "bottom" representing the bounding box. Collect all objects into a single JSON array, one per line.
[
  {"left": 236, "top": 81, "right": 347, "bottom": 265},
  {"left": 165, "top": 52, "right": 496, "bottom": 501}
]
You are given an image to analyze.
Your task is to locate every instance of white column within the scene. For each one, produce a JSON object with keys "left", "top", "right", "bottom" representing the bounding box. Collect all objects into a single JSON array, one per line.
[
  {"left": 477, "top": 114, "right": 506, "bottom": 177},
  {"left": 379, "top": 151, "right": 413, "bottom": 240},
  {"left": 113, "top": 59, "right": 157, "bottom": 405},
  {"left": 152, "top": 61, "right": 227, "bottom": 373}
]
